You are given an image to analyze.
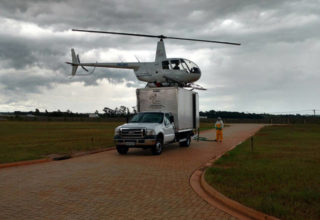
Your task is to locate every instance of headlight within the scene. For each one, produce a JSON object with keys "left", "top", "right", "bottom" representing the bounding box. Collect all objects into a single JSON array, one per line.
[
  {"left": 114, "top": 128, "right": 120, "bottom": 136},
  {"left": 145, "top": 129, "right": 155, "bottom": 136}
]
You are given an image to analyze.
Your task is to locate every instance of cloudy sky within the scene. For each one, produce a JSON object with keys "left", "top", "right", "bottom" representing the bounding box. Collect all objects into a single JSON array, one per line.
[{"left": 0, "top": 0, "right": 319, "bottom": 114}]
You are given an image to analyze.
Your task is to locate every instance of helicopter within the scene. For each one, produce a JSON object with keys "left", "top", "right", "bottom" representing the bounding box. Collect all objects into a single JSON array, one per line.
[{"left": 66, "top": 29, "right": 240, "bottom": 90}]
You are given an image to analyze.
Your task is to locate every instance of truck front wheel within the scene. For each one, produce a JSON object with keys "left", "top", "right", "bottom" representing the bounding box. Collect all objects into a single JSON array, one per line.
[
  {"left": 151, "top": 138, "right": 163, "bottom": 155},
  {"left": 116, "top": 146, "right": 129, "bottom": 155}
]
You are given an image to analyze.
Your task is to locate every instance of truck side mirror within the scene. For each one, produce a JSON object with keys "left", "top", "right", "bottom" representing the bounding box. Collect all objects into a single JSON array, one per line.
[
  {"left": 169, "top": 116, "right": 174, "bottom": 123},
  {"left": 126, "top": 115, "right": 132, "bottom": 123}
]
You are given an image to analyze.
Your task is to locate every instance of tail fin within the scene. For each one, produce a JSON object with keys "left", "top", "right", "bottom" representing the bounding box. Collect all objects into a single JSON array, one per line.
[
  {"left": 155, "top": 40, "right": 167, "bottom": 62},
  {"left": 71, "top": 48, "right": 78, "bottom": 76},
  {"left": 66, "top": 48, "right": 93, "bottom": 76}
]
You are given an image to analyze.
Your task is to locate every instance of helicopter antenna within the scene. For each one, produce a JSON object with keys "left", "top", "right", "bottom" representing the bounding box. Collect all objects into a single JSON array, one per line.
[{"left": 72, "top": 29, "right": 241, "bottom": 46}]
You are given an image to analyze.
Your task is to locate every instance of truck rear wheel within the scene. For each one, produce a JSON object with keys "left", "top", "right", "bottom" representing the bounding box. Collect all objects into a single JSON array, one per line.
[
  {"left": 116, "top": 146, "right": 129, "bottom": 155},
  {"left": 151, "top": 138, "right": 163, "bottom": 155},
  {"left": 179, "top": 136, "right": 191, "bottom": 147}
]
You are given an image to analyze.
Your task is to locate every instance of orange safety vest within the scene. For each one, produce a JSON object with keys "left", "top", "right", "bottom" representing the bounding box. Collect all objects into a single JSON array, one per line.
[{"left": 215, "top": 123, "right": 222, "bottom": 130}]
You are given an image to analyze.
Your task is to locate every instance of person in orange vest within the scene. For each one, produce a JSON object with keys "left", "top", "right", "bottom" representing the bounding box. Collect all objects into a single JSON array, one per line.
[{"left": 215, "top": 117, "right": 224, "bottom": 142}]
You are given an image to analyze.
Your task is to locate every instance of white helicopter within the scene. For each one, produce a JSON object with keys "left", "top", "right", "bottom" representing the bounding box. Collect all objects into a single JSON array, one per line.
[{"left": 66, "top": 29, "right": 240, "bottom": 90}]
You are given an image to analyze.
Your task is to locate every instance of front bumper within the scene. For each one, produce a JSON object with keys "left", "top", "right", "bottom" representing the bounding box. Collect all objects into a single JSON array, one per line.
[{"left": 114, "top": 135, "right": 156, "bottom": 147}]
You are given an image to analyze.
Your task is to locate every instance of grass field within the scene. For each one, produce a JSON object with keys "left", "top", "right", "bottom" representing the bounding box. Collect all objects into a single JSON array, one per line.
[
  {"left": 0, "top": 121, "right": 123, "bottom": 164},
  {"left": 0, "top": 121, "right": 214, "bottom": 164},
  {"left": 199, "top": 122, "right": 229, "bottom": 131},
  {"left": 205, "top": 124, "right": 320, "bottom": 220}
]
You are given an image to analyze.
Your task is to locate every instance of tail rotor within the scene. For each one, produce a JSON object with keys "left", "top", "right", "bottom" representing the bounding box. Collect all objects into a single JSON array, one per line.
[
  {"left": 65, "top": 48, "right": 79, "bottom": 76},
  {"left": 66, "top": 48, "right": 93, "bottom": 76}
]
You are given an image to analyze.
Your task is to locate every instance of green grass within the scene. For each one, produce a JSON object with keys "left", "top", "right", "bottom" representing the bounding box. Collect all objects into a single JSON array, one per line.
[
  {"left": 199, "top": 122, "right": 215, "bottom": 131},
  {"left": 205, "top": 124, "right": 320, "bottom": 220},
  {"left": 0, "top": 121, "right": 215, "bottom": 164},
  {"left": 199, "top": 122, "right": 229, "bottom": 131},
  {"left": 0, "top": 121, "right": 123, "bottom": 164}
]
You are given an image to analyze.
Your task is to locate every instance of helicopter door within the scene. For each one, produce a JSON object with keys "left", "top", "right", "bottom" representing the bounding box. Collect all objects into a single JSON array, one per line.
[
  {"left": 170, "top": 59, "right": 181, "bottom": 70},
  {"left": 170, "top": 59, "right": 189, "bottom": 73}
]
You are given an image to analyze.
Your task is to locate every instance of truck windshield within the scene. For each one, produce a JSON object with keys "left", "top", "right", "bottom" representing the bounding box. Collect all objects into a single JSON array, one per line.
[{"left": 129, "top": 113, "right": 164, "bottom": 123}]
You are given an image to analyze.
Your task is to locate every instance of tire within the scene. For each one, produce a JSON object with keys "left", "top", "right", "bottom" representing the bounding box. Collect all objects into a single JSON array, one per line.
[
  {"left": 179, "top": 136, "right": 191, "bottom": 147},
  {"left": 116, "top": 146, "right": 129, "bottom": 155},
  {"left": 151, "top": 138, "right": 163, "bottom": 155}
]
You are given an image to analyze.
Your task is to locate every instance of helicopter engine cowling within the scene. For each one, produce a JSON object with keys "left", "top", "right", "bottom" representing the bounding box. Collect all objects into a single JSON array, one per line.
[{"left": 134, "top": 63, "right": 161, "bottom": 83}]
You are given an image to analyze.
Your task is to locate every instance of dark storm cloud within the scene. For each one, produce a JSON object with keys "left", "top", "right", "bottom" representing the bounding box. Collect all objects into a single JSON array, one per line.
[
  {"left": 0, "top": 66, "right": 139, "bottom": 95},
  {"left": 1, "top": 72, "right": 57, "bottom": 93},
  {"left": 0, "top": 36, "right": 36, "bottom": 69},
  {"left": 0, "top": 0, "right": 290, "bottom": 34},
  {"left": 0, "top": 0, "right": 319, "bottom": 112},
  {"left": 0, "top": 23, "right": 140, "bottom": 93}
]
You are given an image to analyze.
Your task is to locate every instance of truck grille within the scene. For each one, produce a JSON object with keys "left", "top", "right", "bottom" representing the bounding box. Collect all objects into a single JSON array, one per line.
[{"left": 120, "top": 128, "right": 145, "bottom": 138}]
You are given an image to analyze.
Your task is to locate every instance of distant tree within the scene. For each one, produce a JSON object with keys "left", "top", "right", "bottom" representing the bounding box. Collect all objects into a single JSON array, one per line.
[
  {"left": 102, "top": 106, "right": 132, "bottom": 117},
  {"left": 119, "top": 106, "right": 128, "bottom": 115},
  {"left": 132, "top": 106, "right": 137, "bottom": 114},
  {"left": 35, "top": 108, "right": 40, "bottom": 115},
  {"left": 103, "top": 107, "right": 112, "bottom": 115},
  {"left": 14, "top": 111, "right": 23, "bottom": 116},
  {"left": 114, "top": 107, "right": 119, "bottom": 115}
]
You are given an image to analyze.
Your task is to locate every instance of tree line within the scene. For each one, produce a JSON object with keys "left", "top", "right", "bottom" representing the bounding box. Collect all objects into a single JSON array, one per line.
[
  {"left": 10, "top": 106, "right": 137, "bottom": 118},
  {"left": 5, "top": 107, "right": 318, "bottom": 119},
  {"left": 200, "top": 110, "right": 317, "bottom": 119}
]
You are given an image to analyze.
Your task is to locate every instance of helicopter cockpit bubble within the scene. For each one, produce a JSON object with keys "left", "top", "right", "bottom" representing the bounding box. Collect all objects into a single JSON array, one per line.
[
  {"left": 183, "top": 59, "right": 201, "bottom": 74},
  {"left": 162, "top": 59, "right": 199, "bottom": 74}
]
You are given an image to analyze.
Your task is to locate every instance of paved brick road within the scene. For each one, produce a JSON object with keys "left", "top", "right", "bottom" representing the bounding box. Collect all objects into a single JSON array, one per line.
[{"left": 0, "top": 124, "right": 263, "bottom": 219}]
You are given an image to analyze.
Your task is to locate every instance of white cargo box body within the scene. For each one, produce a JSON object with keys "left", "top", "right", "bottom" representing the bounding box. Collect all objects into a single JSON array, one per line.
[{"left": 136, "top": 87, "right": 199, "bottom": 131}]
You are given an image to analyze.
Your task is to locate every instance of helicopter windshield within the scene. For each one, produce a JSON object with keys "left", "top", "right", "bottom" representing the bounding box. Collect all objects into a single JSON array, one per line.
[{"left": 183, "top": 59, "right": 201, "bottom": 74}]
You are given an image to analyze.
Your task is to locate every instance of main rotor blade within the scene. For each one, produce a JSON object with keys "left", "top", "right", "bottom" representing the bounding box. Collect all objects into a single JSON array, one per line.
[
  {"left": 165, "top": 36, "right": 240, "bottom": 46},
  {"left": 72, "top": 29, "right": 163, "bottom": 39},
  {"left": 72, "top": 29, "right": 241, "bottom": 46}
]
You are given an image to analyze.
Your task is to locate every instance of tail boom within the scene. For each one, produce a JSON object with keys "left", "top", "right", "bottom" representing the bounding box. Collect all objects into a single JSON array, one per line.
[{"left": 66, "top": 48, "right": 143, "bottom": 76}]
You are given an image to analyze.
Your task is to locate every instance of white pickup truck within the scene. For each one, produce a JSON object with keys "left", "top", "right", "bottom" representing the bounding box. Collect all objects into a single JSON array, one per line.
[{"left": 114, "top": 87, "right": 199, "bottom": 155}]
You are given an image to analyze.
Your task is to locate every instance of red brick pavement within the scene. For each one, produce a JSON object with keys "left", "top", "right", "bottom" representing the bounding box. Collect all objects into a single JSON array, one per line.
[{"left": 0, "top": 124, "right": 264, "bottom": 219}]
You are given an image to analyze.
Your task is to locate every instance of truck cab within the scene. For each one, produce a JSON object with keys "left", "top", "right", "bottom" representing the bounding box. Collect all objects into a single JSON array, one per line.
[{"left": 114, "top": 112, "right": 176, "bottom": 155}]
